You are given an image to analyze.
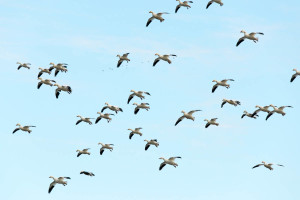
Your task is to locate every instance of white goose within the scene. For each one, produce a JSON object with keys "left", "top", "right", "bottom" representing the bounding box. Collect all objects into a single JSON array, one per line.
[
  {"left": 146, "top": 11, "right": 169, "bottom": 27},
  {"left": 128, "top": 90, "right": 151, "bottom": 104},
  {"left": 128, "top": 128, "right": 143, "bottom": 139},
  {"left": 80, "top": 171, "right": 95, "bottom": 176},
  {"left": 133, "top": 103, "right": 150, "bottom": 114},
  {"left": 37, "top": 77, "right": 56, "bottom": 89},
  {"left": 95, "top": 112, "right": 114, "bottom": 123},
  {"left": 48, "top": 176, "right": 71, "bottom": 194},
  {"left": 206, "top": 0, "right": 223, "bottom": 9},
  {"left": 101, "top": 102, "right": 123, "bottom": 114},
  {"left": 54, "top": 83, "right": 72, "bottom": 99},
  {"left": 153, "top": 53, "right": 177, "bottom": 67},
  {"left": 175, "top": 0, "right": 193, "bottom": 13},
  {"left": 241, "top": 111, "right": 258, "bottom": 119},
  {"left": 251, "top": 105, "right": 271, "bottom": 117},
  {"left": 38, "top": 67, "right": 51, "bottom": 78},
  {"left": 49, "top": 62, "right": 68, "bottom": 77},
  {"left": 98, "top": 142, "right": 114, "bottom": 155},
  {"left": 16, "top": 62, "right": 31, "bottom": 70},
  {"left": 76, "top": 115, "right": 94, "bottom": 125},
  {"left": 159, "top": 156, "right": 181, "bottom": 171},
  {"left": 144, "top": 139, "right": 159, "bottom": 151},
  {"left": 266, "top": 104, "right": 293, "bottom": 121},
  {"left": 236, "top": 30, "right": 264, "bottom": 47},
  {"left": 13, "top": 123, "right": 36, "bottom": 134},
  {"left": 175, "top": 110, "right": 201, "bottom": 126},
  {"left": 291, "top": 69, "right": 300, "bottom": 82},
  {"left": 204, "top": 118, "right": 219, "bottom": 128},
  {"left": 212, "top": 79, "right": 234, "bottom": 93},
  {"left": 117, "top": 53, "right": 130, "bottom": 67},
  {"left": 221, "top": 99, "right": 241, "bottom": 108},
  {"left": 76, "top": 148, "right": 91, "bottom": 157},
  {"left": 252, "top": 161, "right": 284, "bottom": 171}
]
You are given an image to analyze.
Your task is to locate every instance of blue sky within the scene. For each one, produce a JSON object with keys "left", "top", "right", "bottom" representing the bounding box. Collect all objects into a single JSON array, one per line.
[{"left": 1, "top": 0, "right": 300, "bottom": 199}]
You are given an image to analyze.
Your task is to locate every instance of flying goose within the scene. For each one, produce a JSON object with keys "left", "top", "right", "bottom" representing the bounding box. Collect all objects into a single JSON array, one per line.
[
  {"left": 252, "top": 161, "right": 284, "bottom": 170},
  {"left": 49, "top": 62, "right": 68, "bottom": 77},
  {"left": 16, "top": 62, "right": 31, "bottom": 70},
  {"left": 266, "top": 104, "right": 293, "bottom": 121},
  {"left": 236, "top": 30, "right": 264, "bottom": 47},
  {"left": 76, "top": 148, "right": 91, "bottom": 157},
  {"left": 101, "top": 102, "right": 123, "bottom": 114},
  {"left": 241, "top": 110, "right": 258, "bottom": 119},
  {"left": 38, "top": 67, "right": 51, "bottom": 78},
  {"left": 146, "top": 11, "right": 169, "bottom": 27},
  {"left": 206, "top": 0, "right": 223, "bottom": 9},
  {"left": 212, "top": 79, "right": 234, "bottom": 93},
  {"left": 117, "top": 53, "right": 130, "bottom": 67},
  {"left": 133, "top": 103, "right": 150, "bottom": 114},
  {"left": 251, "top": 105, "right": 271, "bottom": 117},
  {"left": 144, "top": 139, "right": 159, "bottom": 151},
  {"left": 98, "top": 143, "right": 114, "bottom": 155},
  {"left": 128, "top": 90, "right": 151, "bottom": 104},
  {"left": 159, "top": 156, "right": 181, "bottom": 170},
  {"left": 175, "top": 110, "right": 201, "bottom": 126},
  {"left": 54, "top": 83, "right": 72, "bottom": 99},
  {"left": 153, "top": 53, "right": 177, "bottom": 66},
  {"left": 175, "top": 0, "right": 193, "bottom": 13},
  {"left": 128, "top": 128, "right": 143, "bottom": 139},
  {"left": 80, "top": 171, "right": 95, "bottom": 176},
  {"left": 204, "top": 118, "right": 219, "bottom": 128},
  {"left": 48, "top": 176, "right": 71, "bottom": 194},
  {"left": 95, "top": 112, "right": 114, "bottom": 123},
  {"left": 221, "top": 99, "right": 241, "bottom": 108},
  {"left": 13, "top": 123, "right": 36, "bottom": 134},
  {"left": 76, "top": 115, "right": 94, "bottom": 125},
  {"left": 291, "top": 69, "right": 300, "bottom": 82},
  {"left": 37, "top": 77, "right": 56, "bottom": 89}
]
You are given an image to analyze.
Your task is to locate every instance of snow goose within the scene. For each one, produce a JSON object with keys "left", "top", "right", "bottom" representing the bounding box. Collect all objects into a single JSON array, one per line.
[
  {"left": 133, "top": 102, "right": 150, "bottom": 114},
  {"left": 266, "top": 104, "right": 293, "bottom": 121},
  {"left": 117, "top": 53, "right": 130, "bottom": 67},
  {"left": 146, "top": 11, "right": 169, "bottom": 27},
  {"left": 212, "top": 79, "right": 234, "bottom": 93},
  {"left": 241, "top": 111, "right": 258, "bottom": 119},
  {"left": 252, "top": 161, "right": 284, "bottom": 170},
  {"left": 76, "top": 148, "right": 91, "bottom": 157},
  {"left": 98, "top": 143, "right": 114, "bottom": 155},
  {"left": 37, "top": 77, "right": 56, "bottom": 89},
  {"left": 144, "top": 139, "right": 159, "bottom": 151},
  {"left": 251, "top": 105, "right": 271, "bottom": 117},
  {"left": 153, "top": 53, "right": 177, "bottom": 66},
  {"left": 291, "top": 69, "right": 300, "bottom": 82},
  {"left": 16, "top": 62, "right": 31, "bottom": 70},
  {"left": 159, "top": 156, "right": 181, "bottom": 170},
  {"left": 49, "top": 62, "right": 68, "bottom": 77},
  {"left": 206, "top": 0, "right": 223, "bottom": 9},
  {"left": 38, "top": 67, "right": 51, "bottom": 78},
  {"left": 221, "top": 99, "right": 241, "bottom": 108},
  {"left": 175, "top": 110, "right": 201, "bottom": 126},
  {"left": 101, "top": 102, "right": 123, "bottom": 114},
  {"left": 95, "top": 112, "right": 114, "bottom": 123},
  {"left": 76, "top": 115, "right": 94, "bottom": 125},
  {"left": 48, "top": 176, "right": 71, "bottom": 194},
  {"left": 80, "top": 171, "right": 95, "bottom": 176},
  {"left": 175, "top": 0, "right": 193, "bottom": 13},
  {"left": 128, "top": 90, "right": 151, "bottom": 104},
  {"left": 54, "top": 83, "right": 72, "bottom": 99},
  {"left": 128, "top": 128, "right": 143, "bottom": 139},
  {"left": 204, "top": 118, "right": 219, "bottom": 128},
  {"left": 13, "top": 123, "right": 36, "bottom": 134},
  {"left": 236, "top": 30, "right": 264, "bottom": 47}
]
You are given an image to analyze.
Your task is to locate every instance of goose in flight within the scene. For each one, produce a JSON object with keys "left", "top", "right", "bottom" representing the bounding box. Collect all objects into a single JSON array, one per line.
[
  {"left": 76, "top": 115, "right": 94, "bottom": 125},
  {"left": 206, "top": 0, "right": 223, "bottom": 9},
  {"left": 37, "top": 78, "right": 56, "bottom": 89},
  {"left": 251, "top": 105, "right": 271, "bottom": 117},
  {"left": 212, "top": 79, "right": 234, "bottom": 93},
  {"left": 144, "top": 139, "right": 159, "bottom": 151},
  {"left": 236, "top": 30, "right": 264, "bottom": 47},
  {"left": 117, "top": 53, "right": 130, "bottom": 67},
  {"left": 252, "top": 161, "right": 284, "bottom": 170},
  {"left": 49, "top": 62, "right": 68, "bottom": 77},
  {"left": 98, "top": 143, "right": 114, "bottom": 155},
  {"left": 175, "top": 110, "right": 201, "bottom": 126},
  {"left": 291, "top": 69, "right": 300, "bottom": 82},
  {"left": 48, "top": 176, "right": 71, "bottom": 194},
  {"left": 128, "top": 90, "right": 151, "bottom": 104},
  {"left": 204, "top": 118, "right": 219, "bottom": 128},
  {"left": 146, "top": 11, "right": 169, "bottom": 27},
  {"left": 266, "top": 105, "right": 293, "bottom": 121},
  {"left": 13, "top": 123, "right": 36, "bottom": 134},
  {"left": 153, "top": 53, "right": 177, "bottom": 67},
  {"left": 80, "top": 171, "right": 95, "bottom": 176},
  {"left": 16, "top": 62, "right": 31, "bottom": 70},
  {"left": 159, "top": 156, "right": 181, "bottom": 171},
  {"left": 241, "top": 111, "right": 259, "bottom": 119},
  {"left": 133, "top": 103, "right": 150, "bottom": 114},
  {"left": 95, "top": 112, "right": 114, "bottom": 123},
  {"left": 101, "top": 102, "right": 123, "bottom": 114},
  {"left": 38, "top": 67, "right": 51, "bottom": 78},
  {"left": 175, "top": 0, "right": 193, "bottom": 13},
  {"left": 54, "top": 83, "right": 72, "bottom": 99},
  {"left": 76, "top": 148, "right": 91, "bottom": 157},
  {"left": 221, "top": 99, "right": 241, "bottom": 108},
  {"left": 128, "top": 128, "right": 143, "bottom": 139}
]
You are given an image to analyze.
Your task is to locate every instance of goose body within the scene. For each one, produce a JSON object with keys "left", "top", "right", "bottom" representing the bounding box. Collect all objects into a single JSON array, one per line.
[
  {"left": 49, "top": 62, "right": 68, "bottom": 77},
  {"left": 221, "top": 99, "right": 241, "bottom": 108},
  {"left": 16, "top": 62, "right": 31, "bottom": 70},
  {"left": 175, "top": 0, "right": 193, "bottom": 13},
  {"left": 98, "top": 143, "right": 114, "bottom": 155},
  {"left": 128, "top": 128, "right": 143, "bottom": 139},
  {"left": 128, "top": 90, "right": 151, "bottom": 104},
  {"left": 133, "top": 103, "right": 150, "bottom": 114},
  {"left": 37, "top": 77, "right": 56, "bottom": 89},
  {"left": 206, "top": 0, "right": 223, "bottom": 9},
  {"left": 241, "top": 110, "right": 258, "bottom": 119},
  {"left": 117, "top": 53, "right": 130, "bottom": 67},
  {"left": 48, "top": 176, "right": 70, "bottom": 194},
  {"left": 144, "top": 139, "right": 159, "bottom": 151},
  {"left": 146, "top": 11, "right": 169, "bottom": 27},
  {"left": 101, "top": 102, "right": 123, "bottom": 114},
  {"left": 12, "top": 123, "right": 36, "bottom": 134},
  {"left": 204, "top": 118, "right": 219, "bottom": 128},
  {"left": 159, "top": 156, "right": 181, "bottom": 170},
  {"left": 251, "top": 105, "right": 270, "bottom": 117},
  {"left": 80, "top": 171, "right": 95, "bottom": 176},
  {"left": 95, "top": 112, "right": 114, "bottom": 123},
  {"left": 236, "top": 30, "right": 264, "bottom": 47},
  {"left": 291, "top": 69, "right": 300, "bottom": 82},
  {"left": 252, "top": 161, "right": 284, "bottom": 171},
  {"left": 76, "top": 148, "right": 91, "bottom": 157},
  {"left": 38, "top": 67, "right": 51, "bottom": 78},
  {"left": 266, "top": 104, "right": 293, "bottom": 120},
  {"left": 175, "top": 110, "right": 201, "bottom": 126},
  {"left": 54, "top": 83, "right": 72, "bottom": 99},
  {"left": 212, "top": 79, "right": 234, "bottom": 93},
  {"left": 153, "top": 53, "right": 177, "bottom": 66},
  {"left": 76, "top": 115, "right": 94, "bottom": 125}
]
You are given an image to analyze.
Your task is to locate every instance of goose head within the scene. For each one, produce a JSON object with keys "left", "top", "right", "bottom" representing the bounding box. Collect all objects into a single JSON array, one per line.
[
  {"left": 76, "top": 150, "right": 80, "bottom": 152},
  {"left": 255, "top": 105, "right": 260, "bottom": 108},
  {"left": 38, "top": 67, "right": 43, "bottom": 70},
  {"left": 16, "top": 123, "right": 21, "bottom": 126},
  {"left": 116, "top": 55, "right": 120, "bottom": 58},
  {"left": 159, "top": 157, "right": 165, "bottom": 160},
  {"left": 155, "top": 53, "right": 160, "bottom": 56},
  {"left": 133, "top": 103, "right": 138, "bottom": 106},
  {"left": 49, "top": 176, "right": 54, "bottom": 179},
  {"left": 149, "top": 11, "right": 153, "bottom": 14},
  {"left": 144, "top": 139, "right": 149, "bottom": 142},
  {"left": 181, "top": 110, "right": 185, "bottom": 114},
  {"left": 204, "top": 119, "right": 208, "bottom": 122},
  {"left": 130, "top": 89, "right": 135, "bottom": 93},
  {"left": 293, "top": 68, "right": 297, "bottom": 72},
  {"left": 240, "top": 30, "right": 246, "bottom": 33},
  {"left": 49, "top": 62, "right": 55, "bottom": 65},
  {"left": 243, "top": 110, "right": 248, "bottom": 114},
  {"left": 212, "top": 80, "right": 217, "bottom": 83},
  {"left": 98, "top": 142, "right": 103, "bottom": 145},
  {"left": 76, "top": 115, "right": 81, "bottom": 118},
  {"left": 105, "top": 102, "right": 109, "bottom": 105},
  {"left": 223, "top": 98, "right": 227, "bottom": 102},
  {"left": 262, "top": 161, "right": 266, "bottom": 164}
]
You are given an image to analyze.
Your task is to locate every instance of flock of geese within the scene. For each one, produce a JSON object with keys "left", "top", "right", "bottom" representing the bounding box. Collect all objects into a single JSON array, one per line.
[{"left": 13, "top": 0, "right": 298, "bottom": 195}]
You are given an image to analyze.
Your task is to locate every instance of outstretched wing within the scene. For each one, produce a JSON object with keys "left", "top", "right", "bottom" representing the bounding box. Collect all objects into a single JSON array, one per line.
[
  {"left": 252, "top": 164, "right": 263, "bottom": 169},
  {"left": 175, "top": 5, "right": 181, "bottom": 13},
  {"left": 170, "top": 156, "right": 181, "bottom": 161},
  {"left": 159, "top": 163, "right": 166, "bottom": 171},
  {"left": 54, "top": 70, "right": 59, "bottom": 77},
  {"left": 77, "top": 152, "right": 81, "bottom": 157},
  {"left": 241, "top": 114, "right": 246, "bottom": 119},
  {"left": 265, "top": 112, "right": 274, "bottom": 121},
  {"left": 100, "top": 148, "right": 104, "bottom": 155},
  {"left": 146, "top": 17, "right": 153, "bottom": 27},
  {"left": 175, "top": 116, "right": 184, "bottom": 126},
  {"left": 145, "top": 144, "right": 150, "bottom": 151},
  {"left": 48, "top": 182, "right": 56, "bottom": 194},
  {"left": 117, "top": 59, "right": 123, "bottom": 68},
  {"left": 127, "top": 94, "right": 134, "bottom": 104},
  {"left": 38, "top": 71, "right": 43, "bottom": 78},
  {"left": 212, "top": 84, "right": 218, "bottom": 93},
  {"left": 153, "top": 58, "right": 160, "bottom": 67},
  {"left": 236, "top": 37, "right": 244, "bottom": 47},
  {"left": 37, "top": 82, "right": 43, "bottom": 89},
  {"left": 76, "top": 120, "right": 82, "bottom": 125},
  {"left": 129, "top": 132, "right": 134, "bottom": 139},
  {"left": 188, "top": 110, "right": 201, "bottom": 115},
  {"left": 144, "top": 92, "right": 151, "bottom": 96},
  {"left": 134, "top": 107, "right": 140, "bottom": 115},
  {"left": 205, "top": 123, "right": 210, "bottom": 128},
  {"left": 55, "top": 90, "right": 60, "bottom": 99},
  {"left": 95, "top": 117, "right": 101, "bottom": 124},
  {"left": 221, "top": 101, "right": 227, "bottom": 108},
  {"left": 206, "top": 1, "right": 213, "bottom": 9},
  {"left": 291, "top": 74, "right": 297, "bottom": 82},
  {"left": 12, "top": 128, "right": 20, "bottom": 134},
  {"left": 101, "top": 106, "right": 108, "bottom": 112}
]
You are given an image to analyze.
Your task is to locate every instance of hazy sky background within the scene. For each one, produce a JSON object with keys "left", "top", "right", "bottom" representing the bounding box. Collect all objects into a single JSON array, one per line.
[{"left": 1, "top": 0, "right": 300, "bottom": 199}]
